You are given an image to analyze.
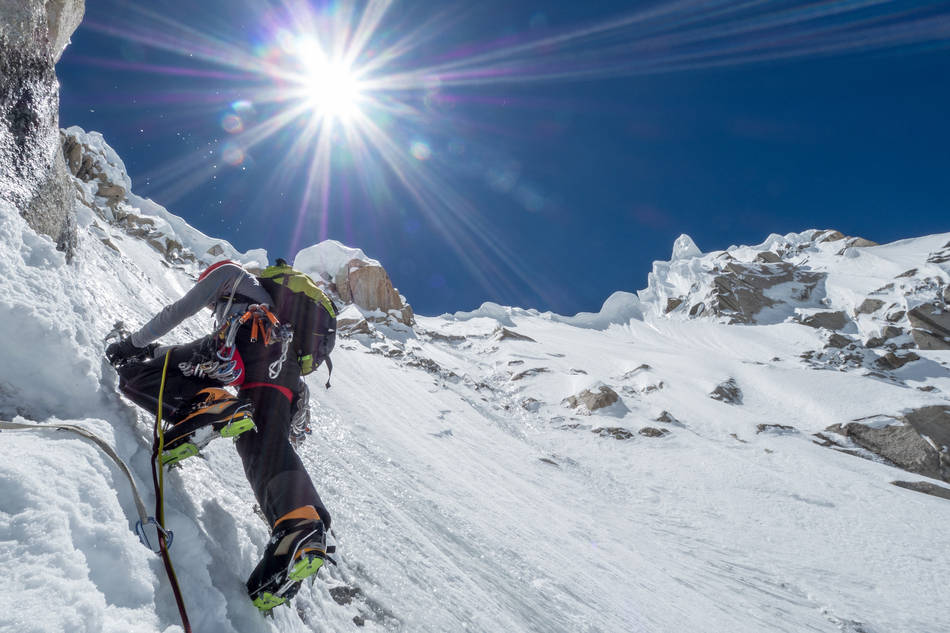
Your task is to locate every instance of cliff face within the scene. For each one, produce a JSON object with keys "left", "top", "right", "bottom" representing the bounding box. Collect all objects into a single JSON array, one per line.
[{"left": 0, "top": 0, "right": 85, "bottom": 257}]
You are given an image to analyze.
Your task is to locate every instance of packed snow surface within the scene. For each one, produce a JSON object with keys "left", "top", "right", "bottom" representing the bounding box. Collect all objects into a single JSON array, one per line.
[
  {"left": 2, "top": 133, "right": 950, "bottom": 632},
  {"left": 293, "top": 240, "right": 381, "bottom": 281}
]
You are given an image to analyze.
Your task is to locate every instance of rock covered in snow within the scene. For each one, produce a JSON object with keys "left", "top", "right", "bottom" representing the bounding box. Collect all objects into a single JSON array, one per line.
[
  {"left": 709, "top": 378, "right": 743, "bottom": 404},
  {"left": 58, "top": 126, "right": 267, "bottom": 268},
  {"left": 563, "top": 385, "right": 621, "bottom": 413},
  {"left": 294, "top": 241, "right": 414, "bottom": 325},
  {"left": 639, "top": 229, "right": 950, "bottom": 352}
]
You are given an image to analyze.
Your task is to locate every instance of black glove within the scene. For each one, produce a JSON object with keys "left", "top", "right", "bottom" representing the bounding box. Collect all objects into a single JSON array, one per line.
[{"left": 106, "top": 338, "right": 153, "bottom": 366}]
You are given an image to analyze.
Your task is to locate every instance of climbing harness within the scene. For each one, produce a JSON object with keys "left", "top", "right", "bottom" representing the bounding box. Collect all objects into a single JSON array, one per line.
[{"left": 151, "top": 350, "right": 192, "bottom": 633}]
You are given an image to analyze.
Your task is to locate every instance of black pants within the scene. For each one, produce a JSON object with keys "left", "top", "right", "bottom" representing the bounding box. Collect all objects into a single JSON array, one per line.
[{"left": 117, "top": 333, "right": 330, "bottom": 529}]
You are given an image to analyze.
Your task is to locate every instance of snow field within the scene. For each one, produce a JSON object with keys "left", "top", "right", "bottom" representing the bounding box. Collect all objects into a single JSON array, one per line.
[{"left": 3, "top": 177, "right": 950, "bottom": 633}]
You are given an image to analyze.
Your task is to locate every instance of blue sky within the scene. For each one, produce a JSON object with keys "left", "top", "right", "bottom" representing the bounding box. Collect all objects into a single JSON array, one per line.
[{"left": 58, "top": 1, "right": 950, "bottom": 316}]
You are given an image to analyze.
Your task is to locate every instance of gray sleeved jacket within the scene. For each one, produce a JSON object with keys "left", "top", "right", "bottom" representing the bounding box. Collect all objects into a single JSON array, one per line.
[{"left": 130, "top": 262, "right": 273, "bottom": 347}]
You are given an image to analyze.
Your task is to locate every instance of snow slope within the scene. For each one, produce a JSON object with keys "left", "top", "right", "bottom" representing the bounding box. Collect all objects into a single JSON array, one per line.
[{"left": 2, "top": 131, "right": 950, "bottom": 632}]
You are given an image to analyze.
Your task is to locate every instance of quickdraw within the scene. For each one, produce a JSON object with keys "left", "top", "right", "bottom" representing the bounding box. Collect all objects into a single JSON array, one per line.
[
  {"left": 215, "top": 305, "right": 294, "bottom": 379},
  {"left": 269, "top": 324, "right": 294, "bottom": 380},
  {"left": 221, "top": 304, "right": 279, "bottom": 349},
  {"left": 178, "top": 358, "right": 241, "bottom": 384}
]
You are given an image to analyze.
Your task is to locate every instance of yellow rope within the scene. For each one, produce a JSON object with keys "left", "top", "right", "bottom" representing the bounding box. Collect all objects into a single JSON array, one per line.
[
  {"left": 153, "top": 350, "right": 191, "bottom": 631},
  {"left": 156, "top": 351, "right": 171, "bottom": 525}
]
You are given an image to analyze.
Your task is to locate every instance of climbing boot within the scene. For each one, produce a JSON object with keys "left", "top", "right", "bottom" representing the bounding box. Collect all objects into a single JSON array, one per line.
[
  {"left": 247, "top": 507, "right": 327, "bottom": 612},
  {"left": 161, "top": 388, "right": 255, "bottom": 466}
]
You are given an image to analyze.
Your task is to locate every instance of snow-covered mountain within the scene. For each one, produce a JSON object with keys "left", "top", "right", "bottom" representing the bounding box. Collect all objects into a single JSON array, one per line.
[{"left": 1, "top": 124, "right": 949, "bottom": 633}]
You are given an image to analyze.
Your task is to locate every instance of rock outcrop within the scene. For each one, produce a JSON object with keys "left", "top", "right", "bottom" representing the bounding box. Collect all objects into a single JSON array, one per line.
[
  {"left": 563, "top": 385, "right": 622, "bottom": 414},
  {"left": 709, "top": 378, "right": 743, "bottom": 405},
  {"left": 826, "top": 407, "right": 950, "bottom": 483},
  {"left": 641, "top": 229, "right": 950, "bottom": 355},
  {"left": 1, "top": 0, "right": 85, "bottom": 257},
  {"left": 334, "top": 258, "right": 414, "bottom": 325}
]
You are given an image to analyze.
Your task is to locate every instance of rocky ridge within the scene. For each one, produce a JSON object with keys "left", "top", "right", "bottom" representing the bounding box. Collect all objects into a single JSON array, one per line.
[
  {"left": 60, "top": 125, "right": 413, "bottom": 328},
  {"left": 641, "top": 229, "right": 950, "bottom": 353}
]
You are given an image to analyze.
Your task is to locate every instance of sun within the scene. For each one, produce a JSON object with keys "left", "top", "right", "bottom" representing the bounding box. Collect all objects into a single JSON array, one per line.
[{"left": 295, "top": 41, "right": 364, "bottom": 122}]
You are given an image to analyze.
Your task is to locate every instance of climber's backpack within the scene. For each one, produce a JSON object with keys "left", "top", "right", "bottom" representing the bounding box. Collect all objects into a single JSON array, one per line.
[{"left": 257, "top": 263, "right": 338, "bottom": 384}]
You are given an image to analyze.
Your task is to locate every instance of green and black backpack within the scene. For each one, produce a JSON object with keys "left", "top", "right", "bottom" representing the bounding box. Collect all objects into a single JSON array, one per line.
[{"left": 258, "top": 260, "right": 338, "bottom": 385}]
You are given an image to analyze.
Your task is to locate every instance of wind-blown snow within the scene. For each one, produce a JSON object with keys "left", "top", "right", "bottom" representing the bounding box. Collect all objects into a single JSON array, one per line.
[
  {"left": 2, "top": 131, "right": 950, "bottom": 633},
  {"left": 671, "top": 233, "right": 702, "bottom": 260},
  {"left": 293, "top": 240, "right": 380, "bottom": 281}
]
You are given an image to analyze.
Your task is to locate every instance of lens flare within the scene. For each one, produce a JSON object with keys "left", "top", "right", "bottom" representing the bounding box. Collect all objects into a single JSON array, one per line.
[
  {"left": 221, "top": 113, "right": 243, "bottom": 133},
  {"left": 410, "top": 141, "right": 432, "bottom": 161},
  {"left": 221, "top": 143, "right": 245, "bottom": 166},
  {"left": 76, "top": 0, "right": 950, "bottom": 308}
]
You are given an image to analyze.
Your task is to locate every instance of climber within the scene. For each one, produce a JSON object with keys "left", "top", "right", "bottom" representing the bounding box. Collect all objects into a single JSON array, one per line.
[{"left": 105, "top": 259, "right": 331, "bottom": 611}]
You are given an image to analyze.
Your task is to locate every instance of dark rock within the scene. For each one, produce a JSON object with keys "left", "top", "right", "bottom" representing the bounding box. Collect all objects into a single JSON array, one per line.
[
  {"left": 569, "top": 368, "right": 588, "bottom": 375},
  {"left": 875, "top": 351, "right": 920, "bottom": 370},
  {"left": 927, "top": 249, "right": 950, "bottom": 264},
  {"left": 507, "top": 359, "right": 524, "bottom": 366},
  {"left": 592, "top": 427, "right": 633, "bottom": 440},
  {"left": 638, "top": 427, "right": 669, "bottom": 438},
  {"left": 812, "top": 432, "right": 839, "bottom": 447},
  {"left": 729, "top": 433, "right": 748, "bottom": 443},
  {"left": 892, "top": 481, "right": 950, "bottom": 501},
  {"left": 848, "top": 237, "right": 878, "bottom": 248},
  {"left": 826, "top": 333, "right": 851, "bottom": 349},
  {"left": 903, "top": 406, "right": 950, "bottom": 456},
  {"left": 665, "top": 297, "right": 684, "bottom": 312},
  {"left": 896, "top": 269, "right": 918, "bottom": 278},
  {"left": 330, "top": 585, "right": 364, "bottom": 606},
  {"left": 655, "top": 410, "right": 678, "bottom": 424},
  {"left": 800, "top": 311, "right": 849, "bottom": 331},
  {"left": 882, "top": 325, "right": 905, "bottom": 340},
  {"left": 855, "top": 298, "right": 885, "bottom": 315},
  {"left": 619, "top": 364, "right": 651, "bottom": 380},
  {"left": 827, "top": 419, "right": 946, "bottom": 482},
  {"left": 871, "top": 283, "right": 895, "bottom": 296},
  {"left": 405, "top": 357, "right": 459, "bottom": 382},
  {"left": 754, "top": 251, "right": 782, "bottom": 263},
  {"left": 539, "top": 457, "right": 559, "bottom": 467},
  {"left": 511, "top": 367, "right": 549, "bottom": 381},
  {"left": 756, "top": 423, "right": 797, "bottom": 434},
  {"left": 885, "top": 309, "right": 906, "bottom": 323},
  {"left": 564, "top": 386, "right": 620, "bottom": 412},
  {"left": 709, "top": 378, "right": 743, "bottom": 404},
  {"left": 497, "top": 327, "right": 536, "bottom": 342},
  {"left": 908, "top": 304, "right": 950, "bottom": 350}
]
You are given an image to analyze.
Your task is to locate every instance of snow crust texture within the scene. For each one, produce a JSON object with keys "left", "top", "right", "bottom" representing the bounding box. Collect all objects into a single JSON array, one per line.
[{"left": 1, "top": 128, "right": 950, "bottom": 633}]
